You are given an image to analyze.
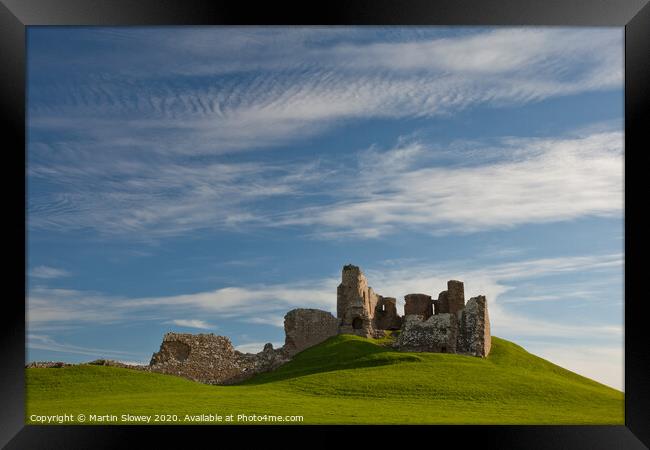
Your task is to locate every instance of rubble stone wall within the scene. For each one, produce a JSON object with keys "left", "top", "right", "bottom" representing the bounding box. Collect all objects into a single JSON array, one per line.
[
  {"left": 396, "top": 313, "right": 458, "bottom": 353},
  {"left": 459, "top": 296, "right": 491, "bottom": 357},
  {"left": 148, "top": 333, "right": 289, "bottom": 385}
]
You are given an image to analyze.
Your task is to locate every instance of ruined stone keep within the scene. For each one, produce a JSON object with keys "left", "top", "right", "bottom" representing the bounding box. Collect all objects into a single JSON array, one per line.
[
  {"left": 144, "top": 263, "right": 491, "bottom": 384},
  {"left": 336, "top": 264, "right": 491, "bottom": 357}
]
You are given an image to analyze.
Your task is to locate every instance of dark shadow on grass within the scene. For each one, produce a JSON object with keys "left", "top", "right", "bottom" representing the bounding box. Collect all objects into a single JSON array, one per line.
[{"left": 240, "top": 335, "right": 422, "bottom": 385}]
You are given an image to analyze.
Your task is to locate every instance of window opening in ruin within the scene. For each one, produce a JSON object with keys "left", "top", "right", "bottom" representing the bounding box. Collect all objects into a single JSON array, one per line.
[
  {"left": 382, "top": 304, "right": 386, "bottom": 312},
  {"left": 352, "top": 317, "right": 363, "bottom": 329},
  {"left": 441, "top": 345, "right": 447, "bottom": 353},
  {"left": 166, "top": 341, "right": 191, "bottom": 362}
]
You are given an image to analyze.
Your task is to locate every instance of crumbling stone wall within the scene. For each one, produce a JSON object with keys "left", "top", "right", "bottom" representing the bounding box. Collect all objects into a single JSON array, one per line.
[
  {"left": 396, "top": 313, "right": 458, "bottom": 353},
  {"left": 149, "top": 333, "right": 289, "bottom": 385},
  {"left": 284, "top": 308, "right": 338, "bottom": 356},
  {"left": 25, "top": 361, "right": 73, "bottom": 368},
  {"left": 396, "top": 291, "right": 491, "bottom": 357},
  {"left": 373, "top": 296, "right": 402, "bottom": 330},
  {"left": 404, "top": 293, "right": 433, "bottom": 320},
  {"left": 459, "top": 296, "right": 491, "bottom": 357},
  {"left": 147, "top": 308, "right": 339, "bottom": 385}
]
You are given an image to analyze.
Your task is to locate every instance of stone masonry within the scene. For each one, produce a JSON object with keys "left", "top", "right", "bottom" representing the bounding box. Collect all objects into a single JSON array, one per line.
[{"left": 397, "top": 313, "right": 459, "bottom": 353}]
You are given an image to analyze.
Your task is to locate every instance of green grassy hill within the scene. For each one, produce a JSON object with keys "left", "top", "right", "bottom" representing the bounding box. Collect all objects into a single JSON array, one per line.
[{"left": 25, "top": 335, "right": 623, "bottom": 424}]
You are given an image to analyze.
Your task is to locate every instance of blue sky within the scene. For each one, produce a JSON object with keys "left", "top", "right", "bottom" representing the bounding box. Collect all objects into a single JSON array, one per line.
[{"left": 26, "top": 27, "right": 624, "bottom": 390}]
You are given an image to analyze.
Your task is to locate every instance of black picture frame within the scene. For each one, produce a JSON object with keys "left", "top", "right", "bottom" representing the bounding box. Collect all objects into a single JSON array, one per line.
[{"left": 2, "top": 0, "right": 649, "bottom": 448}]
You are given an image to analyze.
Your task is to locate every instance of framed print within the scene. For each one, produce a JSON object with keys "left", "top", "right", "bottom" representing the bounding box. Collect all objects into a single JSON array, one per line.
[{"left": 2, "top": 0, "right": 649, "bottom": 447}]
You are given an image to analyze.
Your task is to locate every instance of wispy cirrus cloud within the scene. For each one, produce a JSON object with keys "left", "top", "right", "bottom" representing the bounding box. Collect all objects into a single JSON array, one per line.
[
  {"left": 235, "top": 341, "right": 284, "bottom": 354},
  {"left": 27, "top": 27, "right": 623, "bottom": 241},
  {"left": 242, "top": 315, "right": 286, "bottom": 328},
  {"left": 28, "top": 156, "right": 331, "bottom": 237},
  {"left": 29, "top": 29, "right": 623, "bottom": 160},
  {"left": 27, "top": 279, "right": 338, "bottom": 328},
  {"left": 165, "top": 319, "right": 215, "bottom": 330},
  {"left": 29, "top": 265, "right": 71, "bottom": 279},
  {"left": 27, "top": 128, "right": 623, "bottom": 240},
  {"left": 28, "top": 28, "right": 621, "bottom": 157},
  {"left": 277, "top": 130, "right": 623, "bottom": 238},
  {"left": 30, "top": 28, "right": 621, "bottom": 115},
  {"left": 27, "top": 334, "right": 144, "bottom": 360}
]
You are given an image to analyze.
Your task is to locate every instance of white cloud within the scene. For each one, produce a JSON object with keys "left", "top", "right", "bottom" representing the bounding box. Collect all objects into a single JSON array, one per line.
[
  {"left": 235, "top": 341, "right": 284, "bottom": 354},
  {"left": 489, "top": 305, "right": 622, "bottom": 340},
  {"left": 28, "top": 28, "right": 623, "bottom": 240},
  {"left": 28, "top": 155, "right": 330, "bottom": 238},
  {"left": 278, "top": 131, "right": 623, "bottom": 238},
  {"left": 27, "top": 129, "right": 622, "bottom": 240},
  {"left": 26, "top": 279, "right": 338, "bottom": 327},
  {"left": 29, "top": 266, "right": 71, "bottom": 279},
  {"left": 37, "top": 27, "right": 619, "bottom": 84},
  {"left": 166, "top": 319, "right": 215, "bottom": 330},
  {"left": 242, "top": 315, "right": 286, "bottom": 328},
  {"left": 358, "top": 253, "right": 623, "bottom": 336},
  {"left": 27, "top": 334, "right": 142, "bottom": 360},
  {"left": 28, "top": 28, "right": 621, "bottom": 158},
  {"left": 27, "top": 288, "right": 126, "bottom": 325},
  {"left": 116, "top": 360, "right": 148, "bottom": 366},
  {"left": 516, "top": 341, "right": 624, "bottom": 391}
]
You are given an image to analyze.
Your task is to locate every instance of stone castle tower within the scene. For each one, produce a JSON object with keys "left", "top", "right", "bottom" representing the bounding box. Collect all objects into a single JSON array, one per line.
[
  {"left": 337, "top": 264, "right": 401, "bottom": 336},
  {"left": 337, "top": 264, "right": 377, "bottom": 336}
]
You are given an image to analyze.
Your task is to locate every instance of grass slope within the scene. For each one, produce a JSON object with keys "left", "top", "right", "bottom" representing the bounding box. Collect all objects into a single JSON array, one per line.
[{"left": 26, "top": 336, "right": 623, "bottom": 424}]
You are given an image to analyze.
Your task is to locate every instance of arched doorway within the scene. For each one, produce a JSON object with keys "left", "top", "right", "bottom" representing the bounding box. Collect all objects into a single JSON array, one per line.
[{"left": 352, "top": 317, "right": 363, "bottom": 330}]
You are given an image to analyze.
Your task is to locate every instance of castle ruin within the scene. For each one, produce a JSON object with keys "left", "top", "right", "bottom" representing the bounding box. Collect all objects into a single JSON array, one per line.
[
  {"left": 122, "top": 264, "right": 490, "bottom": 384},
  {"left": 336, "top": 264, "right": 491, "bottom": 357}
]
